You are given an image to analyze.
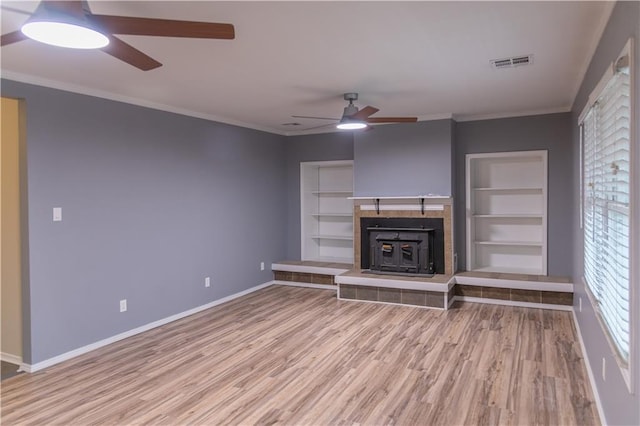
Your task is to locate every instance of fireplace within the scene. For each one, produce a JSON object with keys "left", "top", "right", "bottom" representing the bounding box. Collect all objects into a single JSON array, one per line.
[
  {"left": 368, "top": 227, "right": 435, "bottom": 275},
  {"left": 360, "top": 217, "right": 445, "bottom": 276}
]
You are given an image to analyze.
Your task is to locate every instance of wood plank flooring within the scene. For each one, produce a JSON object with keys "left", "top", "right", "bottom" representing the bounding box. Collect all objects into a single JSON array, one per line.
[{"left": 0, "top": 285, "right": 599, "bottom": 425}]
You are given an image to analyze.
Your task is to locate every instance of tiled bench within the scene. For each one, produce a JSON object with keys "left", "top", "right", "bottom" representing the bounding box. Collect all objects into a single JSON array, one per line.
[
  {"left": 271, "top": 261, "right": 351, "bottom": 289},
  {"left": 454, "top": 271, "right": 573, "bottom": 309},
  {"left": 272, "top": 261, "right": 574, "bottom": 311}
]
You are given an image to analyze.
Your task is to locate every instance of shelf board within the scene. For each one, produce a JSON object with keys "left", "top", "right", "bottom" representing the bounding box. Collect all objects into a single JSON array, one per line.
[
  {"left": 471, "top": 266, "right": 544, "bottom": 275},
  {"left": 304, "top": 256, "right": 354, "bottom": 264},
  {"left": 310, "top": 234, "right": 354, "bottom": 241},
  {"left": 473, "top": 214, "right": 543, "bottom": 219},
  {"left": 311, "top": 190, "right": 353, "bottom": 195},
  {"left": 473, "top": 187, "right": 543, "bottom": 192},
  {"left": 474, "top": 240, "right": 543, "bottom": 247},
  {"left": 310, "top": 213, "right": 353, "bottom": 218}
]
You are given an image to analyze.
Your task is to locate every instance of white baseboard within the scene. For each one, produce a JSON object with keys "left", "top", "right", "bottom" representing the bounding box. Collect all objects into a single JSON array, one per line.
[
  {"left": 454, "top": 296, "right": 573, "bottom": 311},
  {"left": 1, "top": 352, "right": 23, "bottom": 367},
  {"left": 22, "top": 281, "right": 274, "bottom": 373},
  {"left": 273, "top": 280, "right": 337, "bottom": 291},
  {"left": 571, "top": 310, "right": 606, "bottom": 425}
]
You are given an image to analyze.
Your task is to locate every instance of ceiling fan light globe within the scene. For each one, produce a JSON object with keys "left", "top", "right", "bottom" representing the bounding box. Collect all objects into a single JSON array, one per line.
[
  {"left": 21, "top": 21, "right": 109, "bottom": 49},
  {"left": 336, "top": 121, "right": 367, "bottom": 130}
]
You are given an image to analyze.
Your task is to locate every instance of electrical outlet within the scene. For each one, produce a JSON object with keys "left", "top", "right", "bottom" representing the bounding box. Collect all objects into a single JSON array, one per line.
[
  {"left": 579, "top": 297, "right": 582, "bottom": 312},
  {"left": 205, "top": 277, "right": 210, "bottom": 288},
  {"left": 119, "top": 299, "right": 127, "bottom": 312},
  {"left": 260, "top": 262, "right": 265, "bottom": 271},
  {"left": 602, "top": 357, "right": 606, "bottom": 381}
]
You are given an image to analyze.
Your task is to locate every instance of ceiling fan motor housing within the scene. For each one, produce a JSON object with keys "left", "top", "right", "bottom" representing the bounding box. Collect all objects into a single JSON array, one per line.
[{"left": 343, "top": 104, "right": 359, "bottom": 117}]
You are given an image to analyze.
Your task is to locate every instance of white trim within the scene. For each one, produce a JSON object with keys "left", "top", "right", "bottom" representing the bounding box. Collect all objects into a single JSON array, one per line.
[
  {"left": 465, "top": 150, "right": 548, "bottom": 275},
  {"left": 350, "top": 196, "right": 451, "bottom": 200},
  {"left": 359, "top": 204, "right": 444, "bottom": 211},
  {"left": 1, "top": 72, "right": 285, "bottom": 136},
  {"left": 335, "top": 274, "right": 454, "bottom": 293},
  {"left": 454, "top": 275, "right": 573, "bottom": 293},
  {"left": 273, "top": 281, "right": 337, "bottom": 291},
  {"left": 1, "top": 352, "right": 23, "bottom": 367},
  {"left": 21, "top": 281, "right": 274, "bottom": 373},
  {"left": 454, "top": 296, "right": 573, "bottom": 312},
  {"left": 453, "top": 106, "right": 571, "bottom": 123},
  {"left": 271, "top": 263, "right": 350, "bottom": 276},
  {"left": 572, "top": 309, "right": 607, "bottom": 425},
  {"left": 626, "top": 36, "right": 637, "bottom": 395}
]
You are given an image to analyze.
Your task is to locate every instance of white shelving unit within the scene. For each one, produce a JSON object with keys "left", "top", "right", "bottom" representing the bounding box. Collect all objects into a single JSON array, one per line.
[
  {"left": 301, "top": 160, "right": 354, "bottom": 263},
  {"left": 466, "top": 150, "right": 548, "bottom": 275}
]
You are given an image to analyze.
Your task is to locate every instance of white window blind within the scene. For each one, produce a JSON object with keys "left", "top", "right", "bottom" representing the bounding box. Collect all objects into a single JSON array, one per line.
[{"left": 581, "top": 57, "right": 631, "bottom": 363}]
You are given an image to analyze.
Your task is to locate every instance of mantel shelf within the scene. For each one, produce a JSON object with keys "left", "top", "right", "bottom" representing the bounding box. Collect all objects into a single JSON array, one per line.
[{"left": 349, "top": 195, "right": 451, "bottom": 200}]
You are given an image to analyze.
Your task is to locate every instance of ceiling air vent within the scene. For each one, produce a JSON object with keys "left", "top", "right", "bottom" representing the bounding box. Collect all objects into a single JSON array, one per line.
[{"left": 491, "top": 54, "right": 533, "bottom": 69}]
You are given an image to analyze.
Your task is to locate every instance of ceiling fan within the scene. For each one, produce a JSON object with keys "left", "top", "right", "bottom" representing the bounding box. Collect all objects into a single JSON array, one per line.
[
  {"left": 0, "top": 0, "right": 235, "bottom": 71},
  {"left": 293, "top": 93, "right": 418, "bottom": 130}
]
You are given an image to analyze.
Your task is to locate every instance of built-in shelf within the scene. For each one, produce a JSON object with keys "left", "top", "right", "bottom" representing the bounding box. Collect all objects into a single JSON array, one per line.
[
  {"left": 301, "top": 160, "right": 354, "bottom": 264},
  {"left": 466, "top": 150, "right": 548, "bottom": 275}
]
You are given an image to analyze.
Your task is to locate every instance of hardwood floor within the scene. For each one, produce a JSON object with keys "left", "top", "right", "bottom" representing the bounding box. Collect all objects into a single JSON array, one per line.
[{"left": 0, "top": 285, "right": 599, "bottom": 425}]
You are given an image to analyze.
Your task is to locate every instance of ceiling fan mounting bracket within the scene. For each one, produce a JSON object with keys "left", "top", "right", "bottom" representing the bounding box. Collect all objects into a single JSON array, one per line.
[{"left": 343, "top": 93, "right": 358, "bottom": 103}]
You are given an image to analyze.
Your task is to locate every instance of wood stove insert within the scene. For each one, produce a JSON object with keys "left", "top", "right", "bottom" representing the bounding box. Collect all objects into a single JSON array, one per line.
[{"left": 360, "top": 217, "right": 445, "bottom": 276}]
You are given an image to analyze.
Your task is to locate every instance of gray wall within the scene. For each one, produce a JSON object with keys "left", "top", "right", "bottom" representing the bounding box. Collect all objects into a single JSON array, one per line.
[
  {"left": 284, "top": 132, "right": 354, "bottom": 260},
  {"left": 2, "top": 80, "right": 287, "bottom": 364},
  {"left": 353, "top": 120, "right": 453, "bottom": 197},
  {"left": 570, "top": 1, "right": 640, "bottom": 424},
  {"left": 454, "top": 113, "right": 573, "bottom": 276}
]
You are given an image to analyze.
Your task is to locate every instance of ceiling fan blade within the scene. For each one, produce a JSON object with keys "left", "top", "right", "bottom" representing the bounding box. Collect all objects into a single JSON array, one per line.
[
  {"left": 1, "top": 31, "right": 28, "bottom": 46},
  {"left": 88, "top": 15, "right": 235, "bottom": 39},
  {"left": 42, "top": 0, "right": 85, "bottom": 19},
  {"left": 292, "top": 115, "right": 340, "bottom": 121},
  {"left": 101, "top": 35, "right": 162, "bottom": 71},
  {"left": 351, "top": 106, "right": 380, "bottom": 120},
  {"left": 366, "top": 117, "right": 418, "bottom": 123},
  {"left": 302, "top": 123, "right": 336, "bottom": 131}
]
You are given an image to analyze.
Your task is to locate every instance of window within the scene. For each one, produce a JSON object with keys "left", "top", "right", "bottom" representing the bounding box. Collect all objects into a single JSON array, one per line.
[{"left": 580, "top": 39, "right": 634, "bottom": 389}]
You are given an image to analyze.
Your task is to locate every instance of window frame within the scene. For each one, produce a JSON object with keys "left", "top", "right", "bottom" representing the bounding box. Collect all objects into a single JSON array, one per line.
[{"left": 579, "top": 38, "right": 636, "bottom": 393}]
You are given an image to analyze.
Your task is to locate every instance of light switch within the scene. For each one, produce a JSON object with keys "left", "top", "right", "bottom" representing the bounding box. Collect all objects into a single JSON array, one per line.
[{"left": 53, "top": 207, "right": 62, "bottom": 222}]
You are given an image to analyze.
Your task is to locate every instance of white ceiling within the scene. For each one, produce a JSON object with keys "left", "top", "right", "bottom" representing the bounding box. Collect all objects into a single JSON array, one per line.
[{"left": 0, "top": 1, "right": 613, "bottom": 135}]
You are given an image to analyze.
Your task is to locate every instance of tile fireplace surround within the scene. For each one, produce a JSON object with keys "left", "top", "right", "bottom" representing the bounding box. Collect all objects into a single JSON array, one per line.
[{"left": 352, "top": 196, "right": 454, "bottom": 276}]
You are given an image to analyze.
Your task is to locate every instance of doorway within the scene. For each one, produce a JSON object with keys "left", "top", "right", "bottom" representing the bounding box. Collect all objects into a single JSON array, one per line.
[{"left": 1, "top": 97, "right": 24, "bottom": 376}]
